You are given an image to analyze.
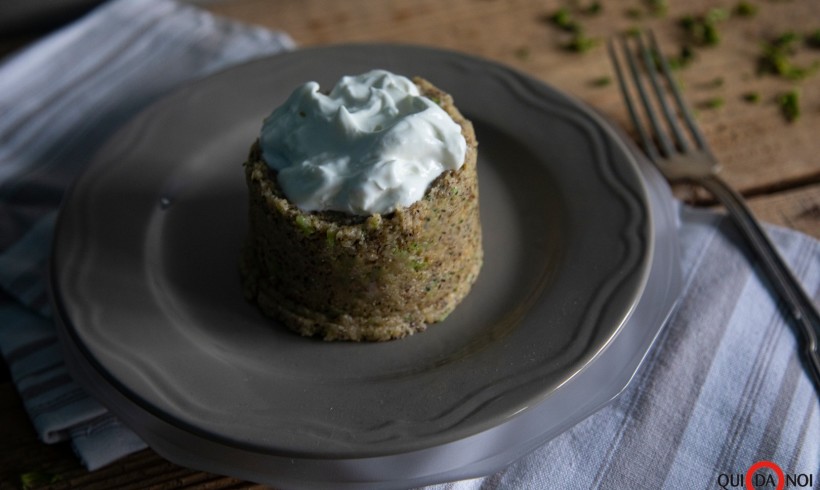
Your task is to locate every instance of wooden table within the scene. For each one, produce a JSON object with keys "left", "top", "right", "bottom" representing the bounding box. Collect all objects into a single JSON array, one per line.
[{"left": 1, "top": 0, "right": 818, "bottom": 488}]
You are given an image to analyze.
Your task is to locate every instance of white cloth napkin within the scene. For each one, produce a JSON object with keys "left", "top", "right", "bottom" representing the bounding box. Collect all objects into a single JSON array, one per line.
[
  {"left": 0, "top": 0, "right": 817, "bottom": 486},
  {"left": 422, "top": 205, "right": 820, "bottom": 489},
  {"left": 0, "top": 0, "right": 294, "bottom": 470}
]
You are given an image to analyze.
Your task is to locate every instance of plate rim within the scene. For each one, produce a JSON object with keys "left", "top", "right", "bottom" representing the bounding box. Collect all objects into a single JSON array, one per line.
[{"left": 50, "top": 42, "right": 657, "bottom": 459}]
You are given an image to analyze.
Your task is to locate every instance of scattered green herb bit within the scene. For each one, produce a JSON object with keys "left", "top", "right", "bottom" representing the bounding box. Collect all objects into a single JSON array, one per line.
[
  {"left": 550, "top": 6, "right": 570, "bottom": 25},
  {"left": 514, "top": 46, "right": 531, "bottom": 60},
  {"left": 773, "top": 31, "right": 802, "bottom": 51},
  {"left": 583, "top": 1, "right": 603, "bottom": 15},
  {"left": 667, "top": 44, "right": 696, "bottom": 69},
  {"left": 647, "top": 0, "right": 668, "bottom": 17},
  {"left": 294, "top": 215, "right": 314, "bottom": 235},
  {"left": 624, "top": 26, "right": 642, "bottom": 37},
  {"left": 705, "top": 7, "right": 729, "bottom": 24},
  {"left": 590, "top": 75, "right": 612, "bottom": 87},
  {"left": 742, "top": 91, "right": 761, "bottom": 103},
  {"left": 21, "top": 471, "right": 61, "bottom": 489},
  {"left": 366, "top": 214, "right": 382, "bottom": 230},
  {"left": 734, "top": 1, "right": 758, "bottom": 17},
  {"left": 427, "top": 95, "right": 441, "bottom": 105},
  {"left": 544, "top": 5, "right": 602, "bottom": 53},
  {"left": 407, "top": 241, "right": 424, "bottom": 254},
  {"left": 701, "top": 96, "right": 725, "bottom": 109},
  {"left": 648, "top": 47, "right": 691, "bottom": 73},
  {"left": 787, "top": 62, "right": 820, "bottom": 80},
  {"left": 680, "top": 9, "right": 727, "bottom": 47},
  {"left": 565, "top": 32, "right": 599, "bottom": 53},
  {"left": 777, "top": 89, "right": 800, "bottom": 122},
  {"left": 549, "top": 7, "right": 580, "bottom": 32},
  {"left": 702, "top": 23, "right": 721, "bottom": 45},
  {"left": 759, "top": 32, "right": 820, "bottom": 80},
  {"left": 807, "top": 29, "right": 820, "bottom": 48},
  {"left": 709, "top": 77, "right": 725, "bottom": 88},
  {"left": 758, "top": 46, "right": 790, "bottom": 75},
  {"left": 325, "top": 229, "right": 336, "bottom": 247}
]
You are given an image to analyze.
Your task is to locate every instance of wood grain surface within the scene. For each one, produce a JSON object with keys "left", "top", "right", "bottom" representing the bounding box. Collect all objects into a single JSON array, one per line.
[
  {"left": 205, "top": 0, "right": 820, "bottom": 239},
  {"left": 1, "top": 0, "right": 818, "bottom": 489}
]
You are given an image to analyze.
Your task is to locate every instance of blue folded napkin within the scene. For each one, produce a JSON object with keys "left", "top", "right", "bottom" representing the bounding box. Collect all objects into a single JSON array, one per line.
[{"left": 0, "top": 0, "right": 817, "bottom": 485}]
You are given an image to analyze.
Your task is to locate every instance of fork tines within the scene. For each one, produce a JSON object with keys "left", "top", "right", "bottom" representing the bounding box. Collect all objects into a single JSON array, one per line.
[{"left": 607, "top": 30, "right": 711, "bottom": 161}]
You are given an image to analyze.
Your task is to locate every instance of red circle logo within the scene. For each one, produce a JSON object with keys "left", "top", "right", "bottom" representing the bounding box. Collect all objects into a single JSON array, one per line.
[{"left": 745, "top": 461, "right": 785, "bottom": 490}]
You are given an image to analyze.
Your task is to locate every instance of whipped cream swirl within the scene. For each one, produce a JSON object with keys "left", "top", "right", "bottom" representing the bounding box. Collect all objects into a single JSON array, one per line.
[{"left": 259, "top": 69, "right": 467, "bottom": 215}]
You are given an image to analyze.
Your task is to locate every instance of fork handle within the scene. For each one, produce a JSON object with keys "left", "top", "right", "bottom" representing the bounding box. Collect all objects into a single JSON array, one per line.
[{"left": 698, "top": 174, "right": 820, "bottom": 388}]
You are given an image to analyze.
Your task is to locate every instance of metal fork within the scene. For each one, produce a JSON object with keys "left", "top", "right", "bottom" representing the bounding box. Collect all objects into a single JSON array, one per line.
[{"left": 608, "top": 30, "right": 820, "bottom": 391}]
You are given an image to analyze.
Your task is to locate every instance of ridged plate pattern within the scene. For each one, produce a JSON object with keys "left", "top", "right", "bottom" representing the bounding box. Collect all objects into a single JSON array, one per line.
[{"left": 52, "top": 45, "right": 651, "bottom": 459}]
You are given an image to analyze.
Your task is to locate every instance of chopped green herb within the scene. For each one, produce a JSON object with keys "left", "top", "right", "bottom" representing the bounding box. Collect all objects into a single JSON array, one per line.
[
  {"left": 667, "top": 44, "right": 696, "bottom": 69},
  {"left": 623, "top": 26, "right": 642, "bottom": 37},
  {"left": 590, "top": 75, "right": 612, "bottom": 87},
  {"left": 20, "top": 471, "right": 61, "bottom": 489},
  {"left": 411, "top": 259, "right": 426, "bottom": 272},
  {"left": 648, "top": 47, "right": 693, "bottom": 74},
  {"left": 742, "top": 91, "right": 761, "bottom": 103},
  {"left": 787, "top": 62, "right": 820, "bottom": 80},
  {"left": 565, "top": 32, "right": 599, "bottom": 53},
  {"left": 549, "top": 7, "right": 580, "bottom": 32},
  {"left": 294, "top": 215, "right": 314, "bottom": 235},
  {"left": 407, "top": 241, "right": 424, "bottom": 254},
  {"left": 773, "top": 31, "right": 802, "bottom": 51},
  {"left": 759, "top": 32, "right": 820, "bottom": 80},
  {"left": 583, "top": 1, "right": 603, "bottom": 15},
  {"left": 705, "top": 7, "right": 729, "bottom": 23},
  {"left": 701, "top": 96, "right": 725, "bottom": 109},
  {"left": 550, "top": 7, "right": 571, "bottom": 26},
  {"left": 680, "top": 15, "right": 695, "bottom": 29},
  {"left": 777, "top": 89, "right": 800, "bottom": 122},
  {"left": 544, "top": 4, "right": 603, "bottom": 54},
  {"left": 366, "top": 214, "right": 382, "bottom": 230},
  {"left": 734, "top": 1, "right": 758, "bottom": 17},
  {"left": 680, "top": 9, "right": 727, "bottom": 47},
  {"left": 708, "top": 77, "right": 725, "bottom": 88},
  {"left": 703, "top": 23, "right": 721, "bottom": 46},
  {"left": 647, "top": 0, "right": 668, "bottom": 17}
]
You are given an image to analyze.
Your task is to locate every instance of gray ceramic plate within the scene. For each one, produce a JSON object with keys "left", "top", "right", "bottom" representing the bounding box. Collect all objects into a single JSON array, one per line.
[{"left": 51, "top": 45, "right": 682, "bottom": 489}]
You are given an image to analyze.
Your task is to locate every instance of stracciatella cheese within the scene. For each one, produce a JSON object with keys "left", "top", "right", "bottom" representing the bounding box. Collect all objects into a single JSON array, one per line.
[{"left": 259, "top": 69, "right": 467, "bottom": 215}]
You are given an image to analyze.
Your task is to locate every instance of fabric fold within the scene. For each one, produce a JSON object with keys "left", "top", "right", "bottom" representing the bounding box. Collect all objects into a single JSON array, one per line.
[{"left": 0, "top": 0, "right": 294, "bottom": 470}]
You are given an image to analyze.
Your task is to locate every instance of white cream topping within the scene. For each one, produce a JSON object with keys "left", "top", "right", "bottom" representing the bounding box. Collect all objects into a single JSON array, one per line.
[{"left": 259, "top": 69, "right": 467, "bottom": 215}]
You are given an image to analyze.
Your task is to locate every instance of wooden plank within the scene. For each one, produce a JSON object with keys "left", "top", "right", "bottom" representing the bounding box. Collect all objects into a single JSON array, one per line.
[
  {"left": 0, "top": 382, "right": 261, "bottom": 489},
  {"left": 745, "top": 182, "right": 820, "bottom": 239},
  {"left": 671, "top": 181, "right": 820, "bottom": 239},
  {"left": 205, "top": 0, "right": 820, "bottom": 196}
]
